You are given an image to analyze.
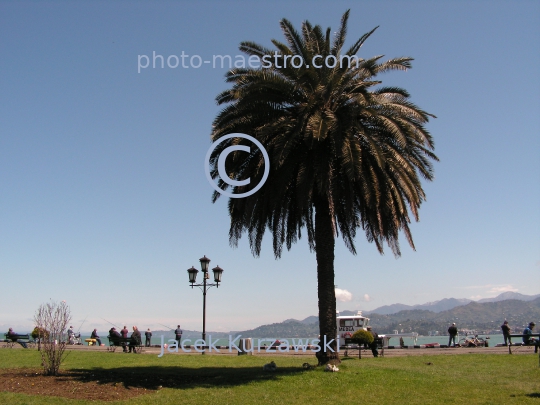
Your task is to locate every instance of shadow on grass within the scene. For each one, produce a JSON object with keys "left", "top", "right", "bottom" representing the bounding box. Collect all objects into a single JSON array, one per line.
[
  {"left": 525, "top": 393, "right": 540, "bottom": 398},
  {"left": 63, "top": 365, "right": 306, "bottom": 390}
]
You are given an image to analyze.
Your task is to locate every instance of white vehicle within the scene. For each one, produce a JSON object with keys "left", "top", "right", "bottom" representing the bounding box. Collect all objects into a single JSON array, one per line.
[
  {"left": 337, "top": 311, "right": 370, "bottom": 340},
  {"left": 337, "top": 311, "right": 418, "bottom": 346}
]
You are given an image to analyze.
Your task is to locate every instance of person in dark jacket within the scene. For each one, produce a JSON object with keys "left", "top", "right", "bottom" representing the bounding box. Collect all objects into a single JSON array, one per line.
[
  {"left": 448, "top": 323, "right": 458, "bottom": 347},
  {"left": 523, "top": 322, "right": 539, "bottom": 353},
  {"left": 90, "top": 329, "right": 102, "bottom": 346},
  {"left": 120, "top": 325, "right": 129, "bottom": 352},
  {"left": 175, "top": 325, "right": 183, "bottom": 346},
  {"left": 501, "top": 321, "right": 512, "bottom": 346},
  {"left": 366, "top": 326, "right": 379, "bottom": 357},
  {"left": 128, "top": 326, "right": 141, "bottom": 353},
  {"left": 145, "top": 328, "right": 152, "bottom": 347},
  {"left": 110, "top": 327, "right": 121, "bottom": 338},
  {"left": 6, "top": 328, "right": 28, "bottom": 348}
]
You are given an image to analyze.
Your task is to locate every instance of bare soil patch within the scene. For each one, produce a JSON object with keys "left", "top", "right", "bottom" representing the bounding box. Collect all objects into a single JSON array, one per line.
[{"left": 0, "top": 367, "right": 159, "bottom": 401}]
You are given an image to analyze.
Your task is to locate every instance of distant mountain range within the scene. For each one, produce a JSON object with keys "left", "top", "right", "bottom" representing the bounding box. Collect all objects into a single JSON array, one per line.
[
  {"left": 358, "top": 292, "right": 540, "bottom": 315},
  {"left": 239, "top": 296, "right": 540, "bottom": 336},
  {"left": 148, "top": 292, "right": 540, "bottom": 339}
]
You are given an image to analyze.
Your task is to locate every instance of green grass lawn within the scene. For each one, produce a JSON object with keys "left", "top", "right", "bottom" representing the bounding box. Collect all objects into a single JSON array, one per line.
[{"left": 0, "top": 350, "right": 539, "bottom": 404}]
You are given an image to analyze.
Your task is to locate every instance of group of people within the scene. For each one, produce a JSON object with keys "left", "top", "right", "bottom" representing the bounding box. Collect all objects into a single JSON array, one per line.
[
  {"left": 107, "top": 326, "right": 142, "bottom": 352},
  {"left": 446, "top": 321, "right": 538, "bottom": 352},
  {"left": 6, "top": 324, "right": 181, "bottom": 351},
  {"left": 501, "top": 321, "right": 539, "bottom": 353}
]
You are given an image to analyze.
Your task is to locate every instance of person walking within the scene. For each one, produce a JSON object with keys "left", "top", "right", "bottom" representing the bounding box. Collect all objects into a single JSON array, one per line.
[
  {"left": 145, "top": 328, "right": 152, "bottom": 347},
  {"left": 366, "top": 326, "right": 379, "bottom": 357},
  {"left": 448, "top": 323, "right": 458, "bottom": 347},
  {"left": 501, "top": 321, "right": 512, "bottom": 346},
  {"left": 174, "top": 325, "right": 183, "bottom": 346}
]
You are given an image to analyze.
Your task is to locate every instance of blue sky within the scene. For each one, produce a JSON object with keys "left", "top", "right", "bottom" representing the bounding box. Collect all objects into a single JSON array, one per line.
[{"left": 1, "top": 1, "right": 539, "bottom": 333}]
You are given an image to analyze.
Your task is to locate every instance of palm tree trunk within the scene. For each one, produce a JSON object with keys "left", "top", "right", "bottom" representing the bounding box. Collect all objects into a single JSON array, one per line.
[{"left": 314, "top": 197, "right": 340, "bottom": 365}]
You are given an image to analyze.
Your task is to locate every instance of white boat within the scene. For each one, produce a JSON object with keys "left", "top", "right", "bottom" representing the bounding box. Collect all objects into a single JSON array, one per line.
[{"left": 337, "top": 311, "right": 418, "bottom": 346}]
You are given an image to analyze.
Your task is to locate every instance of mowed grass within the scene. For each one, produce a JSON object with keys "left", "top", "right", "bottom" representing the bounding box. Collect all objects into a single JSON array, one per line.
[{"left": 0, "top": 349, "right": 539, "bottom": 404}]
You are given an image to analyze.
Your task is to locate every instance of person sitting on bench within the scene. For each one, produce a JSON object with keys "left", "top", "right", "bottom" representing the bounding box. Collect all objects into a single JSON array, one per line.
[
  {"left": 6, "top": 328, "right": 28, "bottom": 348},
  {"left": 90, "top": 329, "right": 102, "bottom": 346},
  {"left": 109, "top": 327, "right": 127, "bottom": 352},
  {"left": 523, "top": 322, "right": 539, "bottom": 354},
  {"left": 128, "top": 326, "right": 141, "bottom": 353}
]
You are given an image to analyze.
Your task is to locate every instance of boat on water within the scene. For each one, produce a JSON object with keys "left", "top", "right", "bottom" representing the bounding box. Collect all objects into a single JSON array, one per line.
[{"left": 337, "top": 311, "right": 418, "bottom": 346}]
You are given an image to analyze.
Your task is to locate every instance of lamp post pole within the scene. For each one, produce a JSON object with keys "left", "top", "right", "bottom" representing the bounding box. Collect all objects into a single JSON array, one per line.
[
  {"left": 202, "top": 269, "right": 207, "bottom": 345},
  {"left": 187, "top": 255, "right": 223, "bottom": 355}
]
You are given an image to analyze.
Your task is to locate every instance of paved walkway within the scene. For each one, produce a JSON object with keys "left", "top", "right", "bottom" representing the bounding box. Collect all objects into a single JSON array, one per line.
[{"left": 7, "top": 343, "right": 535, "bottom": 357}]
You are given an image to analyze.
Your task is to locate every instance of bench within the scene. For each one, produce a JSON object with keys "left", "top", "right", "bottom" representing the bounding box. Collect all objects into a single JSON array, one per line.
[
  {"left": 343, "top": 337, "right": 384, "bottom": 358},
  {"left": 3, "top": 333, "right": 31, "bottom": 349},
  {"left": 506, "top": 333, "right": 540, "bottom": 355},
  {"left": 107, "top": 336, "right": 143, "bottom": 353}
]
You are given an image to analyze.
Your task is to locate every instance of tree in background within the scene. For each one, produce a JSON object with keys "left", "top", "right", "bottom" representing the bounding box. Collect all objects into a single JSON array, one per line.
[
  {"left": 210, "top": 10, "right": 438, "bottom": 364},
  {"left": 33, "top": 300, "right": 71, "bottom": 376},
  {"left": 31, "top": 326, "right": 49, "bottom": 351}
]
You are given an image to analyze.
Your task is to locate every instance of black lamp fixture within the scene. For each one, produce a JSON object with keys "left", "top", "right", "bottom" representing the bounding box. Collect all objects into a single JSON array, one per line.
[{"left": 187, "top": 255, "right": 224, "bottom": 354}]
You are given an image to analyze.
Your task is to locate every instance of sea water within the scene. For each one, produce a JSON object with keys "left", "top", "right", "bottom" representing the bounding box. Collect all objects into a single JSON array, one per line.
[{"left": 49, "top": 334, "right": 515, "bottom": 347}]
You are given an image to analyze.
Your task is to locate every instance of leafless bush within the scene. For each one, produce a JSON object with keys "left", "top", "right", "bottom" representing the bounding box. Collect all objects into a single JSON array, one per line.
[{"left": 33, "top": 300, "right": 71, "bottom": 376}]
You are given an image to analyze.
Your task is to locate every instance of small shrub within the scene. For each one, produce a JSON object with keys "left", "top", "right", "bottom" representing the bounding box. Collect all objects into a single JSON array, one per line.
[
  {"left": 33, "top": 300, "right": 71, "bottom": 376},
  {"left": 351, "top": 329, "right": 374, "bottom": 345}
]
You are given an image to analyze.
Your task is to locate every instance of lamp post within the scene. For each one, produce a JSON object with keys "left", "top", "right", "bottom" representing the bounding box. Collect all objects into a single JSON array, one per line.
[{"left": 187, "top": 255, "right": 223, "bottom": 355}]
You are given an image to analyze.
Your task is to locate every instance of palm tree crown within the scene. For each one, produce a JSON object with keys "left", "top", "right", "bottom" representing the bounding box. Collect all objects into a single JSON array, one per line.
[{"left": 210, "top": 10, "right": 438, "bottom": 364}]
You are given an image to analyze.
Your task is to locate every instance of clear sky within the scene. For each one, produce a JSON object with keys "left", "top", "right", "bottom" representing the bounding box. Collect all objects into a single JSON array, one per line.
[{"left": 1, "top": 0, "right": 539, "bottom": 334}]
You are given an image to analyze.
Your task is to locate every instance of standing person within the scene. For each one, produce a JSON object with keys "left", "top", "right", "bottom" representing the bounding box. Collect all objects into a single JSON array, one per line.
[
  {"left": 120, "top": 325, "right": 129, "bottom": 352},
  {"left": 90, "top": 329, "right": 102, "bottom": 346},
  {"left": 523, "top": 322, "right": 539, "bottom": 353},
  {"left": 67, "top": 326, "right": 74, "bottom": 344},
  {"left": 366, "top": 326, "right": 379, "bottom": 357},
  {"left": 145, "top": 328, "right": 152, "bottom": 347},
  {"left": 448, "top": 323, "right": 458, "bottom": 347},
  {"left": 128, "top": 326, "right": 141, "bottom": 353},
  {"left": 501, "top": 321, "right": 512, "bottom": 346},
  {"left": 174, "top": 325, "right": 183, "bottom": 346}
]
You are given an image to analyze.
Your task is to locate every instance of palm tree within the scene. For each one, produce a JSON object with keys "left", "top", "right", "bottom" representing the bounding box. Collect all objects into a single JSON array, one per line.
[{"left": 209, "top": 10, "right": 438, "bottom": 364}]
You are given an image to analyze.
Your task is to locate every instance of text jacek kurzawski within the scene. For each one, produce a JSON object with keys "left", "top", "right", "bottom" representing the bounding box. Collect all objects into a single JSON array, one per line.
[{"left": 157, "top": 335, "right": 339, "bottom": 357}]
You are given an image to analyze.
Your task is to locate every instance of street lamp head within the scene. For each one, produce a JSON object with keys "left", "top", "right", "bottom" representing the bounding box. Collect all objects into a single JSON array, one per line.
[
  {"left": 212, "top": 265, "right": 223, "bottom": 284},
  {"left": 187, "top": 266, "right": 199, "bottom": 284},
  {"left": 199, "top": 255, "right": 211, "bottom": 272}
]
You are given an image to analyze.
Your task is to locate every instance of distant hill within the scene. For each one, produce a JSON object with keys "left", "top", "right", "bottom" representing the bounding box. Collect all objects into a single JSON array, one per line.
[
  {"left": 231, "top": 320, "right": 319, "bottom": 338},
  {"left": 230, "top": 297, "right": 540, "bottom": 337},
  {"left": 366, "top": 298, "right": 540, "bottom": 335},
  {"left": 477, "top": 292, "right": 540, "bottom": 303},
  {"left": 150, "top": 293, "right": 540, "bottom": 339},
  {"left": 360, "top": 292, "right": 539, "bottom": 315}
]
